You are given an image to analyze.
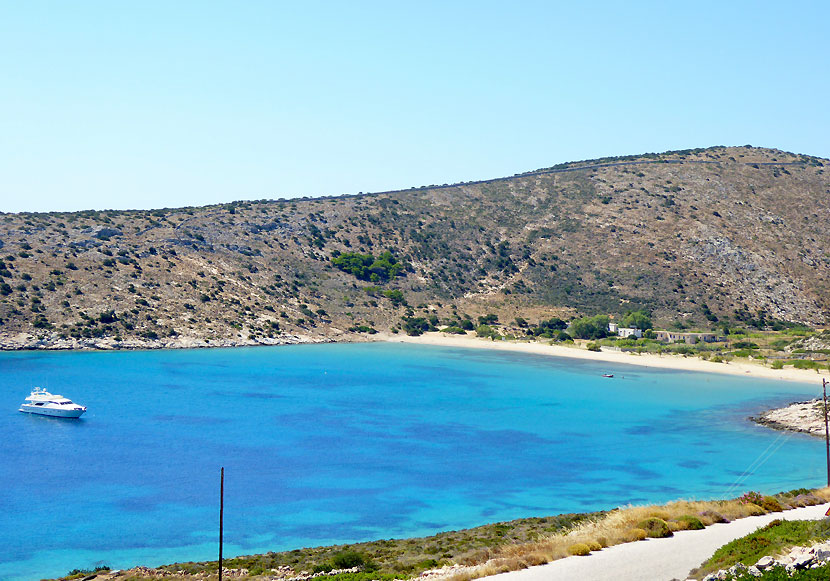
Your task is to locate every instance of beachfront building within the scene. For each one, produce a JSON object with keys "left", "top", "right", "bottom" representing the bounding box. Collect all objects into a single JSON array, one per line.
[
  {"left": 608, "top": 323, "right": 643, "bottom": 339},
  {"left": 653, "top": 330, "right": 722, "bottom": 345}
]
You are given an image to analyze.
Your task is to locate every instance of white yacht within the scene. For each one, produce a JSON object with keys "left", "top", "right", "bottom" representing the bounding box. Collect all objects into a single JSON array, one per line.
[{"left": 19, "top": 388, "right": 87, "bottom": 418}]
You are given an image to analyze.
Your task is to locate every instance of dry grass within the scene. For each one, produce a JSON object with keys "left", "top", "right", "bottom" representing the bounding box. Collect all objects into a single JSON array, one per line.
[{"left": 447, "top": 488, "right": 830, "bottom": 581}]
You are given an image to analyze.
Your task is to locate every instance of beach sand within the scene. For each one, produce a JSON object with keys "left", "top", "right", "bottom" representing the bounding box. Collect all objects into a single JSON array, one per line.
[{"left": 377, "top": 332, "right": 828, "bottom": 385}]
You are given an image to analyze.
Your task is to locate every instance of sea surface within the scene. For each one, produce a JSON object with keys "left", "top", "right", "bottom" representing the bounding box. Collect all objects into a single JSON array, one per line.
[{"left": 0, "top": 343, "right": 826, "bottom": 580}]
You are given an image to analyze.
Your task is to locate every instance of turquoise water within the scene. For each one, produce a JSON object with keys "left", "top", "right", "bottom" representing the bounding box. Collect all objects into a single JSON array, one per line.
[{"left": 0, "top": 343, "right": 825, "bottom": 580}]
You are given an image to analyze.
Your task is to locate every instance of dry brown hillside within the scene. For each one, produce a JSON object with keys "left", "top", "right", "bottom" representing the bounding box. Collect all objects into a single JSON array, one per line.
[{"left": 0, "top": 145, "right": 828, "bottom": 350}]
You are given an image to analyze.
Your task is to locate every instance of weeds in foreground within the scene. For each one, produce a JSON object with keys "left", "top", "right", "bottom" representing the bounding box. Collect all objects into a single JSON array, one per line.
[
  {"left": 690, "top": 518, "right": 830, "bottom": 579},
  {"left": 446, "top": 489, "right": 830, "bottom": 581},
  {"left": 723, "top": 563, "right": 830, "bottom": 580}
]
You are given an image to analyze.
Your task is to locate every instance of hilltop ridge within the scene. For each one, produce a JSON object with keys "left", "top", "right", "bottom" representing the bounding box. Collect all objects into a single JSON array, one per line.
[{"left": 1, "top": 145, "right": 828, "bottom": 350}]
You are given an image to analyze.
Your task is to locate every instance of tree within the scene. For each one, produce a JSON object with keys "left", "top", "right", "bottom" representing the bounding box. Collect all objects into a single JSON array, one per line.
[
  {"left": 569, "top": 315, "right": 610, "bottom": 340},
  {"left": 478, "top": 313, "right": 498, "bottom": 325},
  {"left": 621, "top": 310, "right": 652, "bottom": 330},
  {"left": 331, "top": 250, "right": 404, "bottom": 282},
  {"left": 403, "top": 317, "right": 431, "bottom": 336}
]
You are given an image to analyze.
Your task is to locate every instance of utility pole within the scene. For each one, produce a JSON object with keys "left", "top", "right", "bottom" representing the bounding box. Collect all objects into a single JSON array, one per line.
[
  {"left": 823, "top": 380, "right": 829, "bottom": 487},
  {"left": 219, "top": 467, "right": 224, "bottom": 581}
]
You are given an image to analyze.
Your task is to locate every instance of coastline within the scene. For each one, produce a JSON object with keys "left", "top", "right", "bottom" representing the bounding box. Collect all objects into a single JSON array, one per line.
[
  {"left": 0, "top": 332, "right": 335, "bottom": 352},
  {"left": 375, "top": 331, "right": 829, "bottom": 385},
  {"left": 3, "top": 328, "right": 827, "bottom": 387},
  {"left": 751, "top": 399, "right": 827, "bottom": 437}
]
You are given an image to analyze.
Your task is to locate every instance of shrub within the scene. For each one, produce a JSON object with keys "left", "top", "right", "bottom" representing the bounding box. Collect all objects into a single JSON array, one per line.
[
  {"left": 586, "top": 342, "right": 601, "bottom": 352},
  {"left": 567, "top": 543, "right": 591, "bottom": 556},
  {"left": 586, "top": 540, "right": 602, "bottom": 551},
  {"left": 674, "top": 515, "right": 705, "bottom": 530},
  {"left": 476, "top": 324, "right": 500, "bottom": 339},
  {"left": 331, "top": 550, "right": 370, "bottom": 570},
  {"left": 771, "top": 360, "right": 784, "bottom": 369},
  {"left": 758, "top": 496, "right": 783, "bottom": 512},
  {"left": 383, "top": 289, "right": 406, "bottom": 306},
  {"left": 793, "top": 359, "right": 820, "bottom": 370},
  {"left": 739, "top": 491, "right": 763, "bottom": 505},
  {"left": 696, "top": 518, "right": 830, "bottom": 578},
  {"left": 442, "top": 326, "right": 467, "bottom": 335},
  {"left": 403, "top": 317, "right": 431, "bottom": 336},
  {"left": 331, "top": 251, "right": 404, "bottom": 282},
  {"left": 636, "top": 517, "right": 673, "bottom": 538},
  {"left": 624, "top": 528, "right": 648, "bottom": 541}
]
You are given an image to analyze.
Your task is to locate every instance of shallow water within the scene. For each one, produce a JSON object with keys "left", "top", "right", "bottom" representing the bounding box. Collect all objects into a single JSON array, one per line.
[{"left": 0, "top": 343, "right": 825, "bottom": 580}]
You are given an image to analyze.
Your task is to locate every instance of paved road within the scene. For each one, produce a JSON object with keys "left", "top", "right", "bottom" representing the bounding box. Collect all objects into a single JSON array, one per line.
[{"left": 488, "top": 503, "right": 830, "bottom": 581}]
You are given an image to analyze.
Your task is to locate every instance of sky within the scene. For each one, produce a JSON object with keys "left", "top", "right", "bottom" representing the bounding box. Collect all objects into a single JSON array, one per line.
[{"left": 1, "top": 1, "right": 828, "bottom": 213}]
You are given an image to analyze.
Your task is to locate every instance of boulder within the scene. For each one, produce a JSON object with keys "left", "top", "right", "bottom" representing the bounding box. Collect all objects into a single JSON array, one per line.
[{"left": 793, "top": 553, "right": 815, "bottom": 569}]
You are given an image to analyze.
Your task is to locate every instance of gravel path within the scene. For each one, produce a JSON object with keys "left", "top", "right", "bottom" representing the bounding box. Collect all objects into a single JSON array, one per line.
[{"left": 488, "top": 503, "right": 830, "bottom": 581}]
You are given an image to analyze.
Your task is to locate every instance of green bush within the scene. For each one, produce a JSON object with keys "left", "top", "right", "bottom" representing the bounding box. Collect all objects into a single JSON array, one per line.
[
  {"left": 675, "top": 515, "right": 705, "bottom": 530},
  {"left": 759, "top": 496, "right": 783, "bottom": 512},
  {"left": 476, "top": 324, "right": 500, "bottom": 339},
  {"left": 383, "top": 289, "right": 406, "bottom": 306},
  {"left": 403, "top": 317, "right": 431, "bottom": 336},
  {"left": 586, "top": 540, "right": 602, "bottom": 551},
  {"left": 698, "top": 518, "right": 830, "bottom": 577},
  {"left": 331, "top": 251, "right": 404, "bottom": 282},
  {"left": 441, "top": 326, "right": 467, "bottom": 335},
  {"left": 636, "top": 517, "right": 673, "bottom": 538},
  {"left": 793, "top": 360, "right": 820, "bottom": 370},
  {"left": 567, "top": 543, "right": 591, "bottom": 556},
  {"left": 331, "top": 550, "right": 372, "bottom": 570}
]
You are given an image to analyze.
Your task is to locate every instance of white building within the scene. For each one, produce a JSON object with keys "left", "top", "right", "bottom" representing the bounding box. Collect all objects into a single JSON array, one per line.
[{"left": 608, "top": 323, "right": 643, "bottom": 339}]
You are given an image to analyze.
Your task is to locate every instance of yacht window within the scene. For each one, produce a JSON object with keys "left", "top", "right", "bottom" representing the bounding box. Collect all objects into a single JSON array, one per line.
[{"left": 34, "top": 402, "right": 44, "bottom": 406}]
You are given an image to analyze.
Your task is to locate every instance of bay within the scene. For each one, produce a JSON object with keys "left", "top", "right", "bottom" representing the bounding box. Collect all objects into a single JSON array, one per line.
[{"left": 0, "top": 343, "right": 824, "bottom": 581}]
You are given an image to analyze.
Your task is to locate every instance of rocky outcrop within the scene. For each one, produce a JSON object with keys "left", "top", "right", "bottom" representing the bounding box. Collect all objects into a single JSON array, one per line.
[
  {"left": 0, "top": 332, "right": 333, "bottom": 351},
  {"left": 751, "top": 400, "right": 829, "bottom": 437},
  {"left": 701, "top": 541, "right": 830, "bottom": 580}
]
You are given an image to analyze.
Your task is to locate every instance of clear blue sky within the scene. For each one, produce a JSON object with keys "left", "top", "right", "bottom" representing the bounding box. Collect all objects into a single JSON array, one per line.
[{"left": 2, "top": 1, "right": 828, "bottom": 213}]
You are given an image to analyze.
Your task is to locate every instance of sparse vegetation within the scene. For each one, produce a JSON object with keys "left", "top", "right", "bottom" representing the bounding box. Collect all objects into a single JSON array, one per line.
[
  {"left": 52, "top": 488, "right": 829, "bottom": 581},
  {"left": 0, "top": 146, "right": 829, "bottom": 350},
  {"left": 693, "top": 518, "right": 830, "bottom": 579}
]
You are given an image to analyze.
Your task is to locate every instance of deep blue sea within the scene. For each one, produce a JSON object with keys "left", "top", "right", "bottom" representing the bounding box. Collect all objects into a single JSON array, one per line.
[{"left": 0, "top": 343, "right": 826, "bottom": 580}]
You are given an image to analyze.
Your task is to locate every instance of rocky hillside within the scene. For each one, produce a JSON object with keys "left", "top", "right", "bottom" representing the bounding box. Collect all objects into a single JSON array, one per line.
[{"left": 1, "top": 145, "right": 828, "bottom": 349}]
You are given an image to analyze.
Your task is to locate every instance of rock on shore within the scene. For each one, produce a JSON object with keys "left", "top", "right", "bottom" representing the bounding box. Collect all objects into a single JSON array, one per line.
[
  {"left": 0, "top": 332, "right": 333, "bottom": 351},
  {"left": 702, "top": 540, "right": 830, "bottom": 580},
  {"left": 752, "top": 399, "right": 829, "bottom": 437}
]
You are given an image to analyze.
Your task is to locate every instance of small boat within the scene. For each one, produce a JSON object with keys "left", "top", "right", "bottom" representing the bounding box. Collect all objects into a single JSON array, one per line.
[
  {"left": 18, "top": 387, "right": 87, "bottom": 418},
  {"left": 602, "top": 373, "right": 614, "bottom": 378}
]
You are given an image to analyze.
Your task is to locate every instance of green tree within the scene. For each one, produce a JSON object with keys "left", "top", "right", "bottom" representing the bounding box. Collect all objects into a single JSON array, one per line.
[
  {"left": 569, "top": 315, "right": 610, "bottom": 340},
  {"left": 331, "top": 250, "right": 404, "bottom": 282},
  {"left": 403, "top": 317, "right": 431, "bottom": 336},
  {"left": 621, "top": 310, "right": 652, "bottom": 330}
]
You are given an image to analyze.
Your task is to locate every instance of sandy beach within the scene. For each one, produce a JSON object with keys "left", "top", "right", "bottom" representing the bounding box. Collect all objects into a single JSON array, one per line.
[{"left": 377, "top": 332, "right": 829, "bottom": 385}]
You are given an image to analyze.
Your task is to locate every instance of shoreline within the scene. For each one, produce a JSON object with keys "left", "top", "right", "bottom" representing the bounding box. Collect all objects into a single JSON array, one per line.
[
  {"left": 3, "top": 329, "right": 827, "bottom": 386},
  {"left": 751, "top": 399, "right": 827, "bottom": 437},
  {"left": 375, "top": 331, "right": 829, "bottom": 385}
]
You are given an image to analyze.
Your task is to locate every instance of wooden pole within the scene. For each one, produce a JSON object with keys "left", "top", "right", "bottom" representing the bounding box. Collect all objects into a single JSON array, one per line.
[
  {"left": 219, "top": 467, "right": 224, "bottom": 581},
  {"left": 823, "top": 381, "right": 829, "bottom": 487}
]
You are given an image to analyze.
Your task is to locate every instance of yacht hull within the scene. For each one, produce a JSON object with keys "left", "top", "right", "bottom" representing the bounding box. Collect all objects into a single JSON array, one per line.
[{"left": 19, "top": 405, "right": 86, "bottom": 418}]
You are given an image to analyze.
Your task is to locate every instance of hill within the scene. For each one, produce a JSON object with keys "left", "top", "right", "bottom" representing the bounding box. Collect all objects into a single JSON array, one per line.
[{"left": 1, "top": 145, "right": 828, "bottom": 350}]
